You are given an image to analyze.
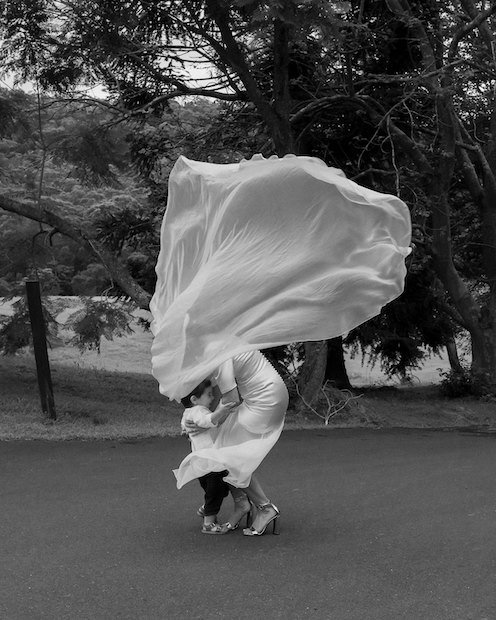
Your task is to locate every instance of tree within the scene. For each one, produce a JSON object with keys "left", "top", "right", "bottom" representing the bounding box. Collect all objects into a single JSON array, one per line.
[
  {"left": 2, "top": 0, "right": 496, "bottom": 394},
  {"left": 362, "top": 0, "right": 496, "bottom": 389},
  {"left": 0, "top": 1, "right": 351, "bottom": 394},
  {"left": 0, "top": 88, "right": 153, "bottom": 308}
]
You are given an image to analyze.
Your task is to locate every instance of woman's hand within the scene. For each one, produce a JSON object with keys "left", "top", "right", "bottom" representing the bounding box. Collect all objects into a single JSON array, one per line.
[
  {"left": 211, "top": 400, "right": 237, "bottom": 426},
  {"left": 183, "top": 420, "right": 209, "bottom": 436},
  {"left": 221, "top": 387, "right": 240, "bottom": 406}
]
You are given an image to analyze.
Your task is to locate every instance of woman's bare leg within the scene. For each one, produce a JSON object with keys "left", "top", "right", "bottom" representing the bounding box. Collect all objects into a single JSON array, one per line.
[
  {"left": 245, "top": 474, "right": 270, "bottom": 505},
  {"left": 243, "top": 474, "right": 279, "bottom": 534},
  {"left": 220, "top": 486, "right": 251, "bottom": 531}
]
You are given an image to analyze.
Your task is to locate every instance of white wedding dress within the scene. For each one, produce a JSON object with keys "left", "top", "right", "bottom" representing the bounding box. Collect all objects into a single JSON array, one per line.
[
  {"left": 150, "top": 154, "right": 411, "bottom": 487},
  {"left": 173, "top": 350, "right": 289, "bottom": 488}
]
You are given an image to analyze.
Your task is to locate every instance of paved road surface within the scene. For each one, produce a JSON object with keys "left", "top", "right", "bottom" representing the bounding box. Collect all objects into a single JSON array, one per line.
[{"left": 1, "top": 429, "right": 495, "bottom": 619}]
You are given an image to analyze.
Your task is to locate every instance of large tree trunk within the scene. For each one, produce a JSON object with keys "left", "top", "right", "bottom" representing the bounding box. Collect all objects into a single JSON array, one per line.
[
  {"left": 385, "top": 0, "right": 496, "bottom": 395},
  {"left": 209, "top": 0, "right": 329, "bottom": 404},
  {"left": 272, "top": 10, "right": 327, "bottom": 404},
  {"left": 272, "top": 15, "right": 294, "bottom": 156},
  {"left": 296, "top": 341, "right": 327, "bottom": 412},
  {"left": 324, "top": 336, "right": 353, "bottom": 390},
  {"left": 469, "top": 292, "right": 496, "bottom": 387},
  {"left": 445, "top": 336, "right": 463, "bottom": 373},
  {"left": 454, "top": 130, "right": 496, "bottom": 384}
]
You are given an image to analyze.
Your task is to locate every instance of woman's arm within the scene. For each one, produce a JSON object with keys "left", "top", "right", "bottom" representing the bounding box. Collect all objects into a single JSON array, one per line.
[
  {"left": 221, "top": 387, "right": 240, "bottom": 406},
  {"left": 212, "top": 358, "right": 240, "bottom": 405},
  {"left": 212, "top": 359, "right": 237, "bottom": 394},
  {"left": 185, "top": 357, "right": 240, "bottom": 435},
  {"left": 182, "top": 419, "right": 208, "bottom": 436}
]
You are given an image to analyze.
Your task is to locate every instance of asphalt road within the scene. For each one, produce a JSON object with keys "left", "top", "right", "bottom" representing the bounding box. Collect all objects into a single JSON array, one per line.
[{"left": 1, "top": 429, "right": 495, "bottom": 620}]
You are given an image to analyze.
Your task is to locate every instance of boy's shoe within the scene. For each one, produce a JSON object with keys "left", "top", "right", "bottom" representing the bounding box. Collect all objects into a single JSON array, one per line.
[
  {"left": 197, "top": 504, "right": 205, "bottom": 517},
  {"left": 201, "top": 522, "right": 226, "bottom": 535}
]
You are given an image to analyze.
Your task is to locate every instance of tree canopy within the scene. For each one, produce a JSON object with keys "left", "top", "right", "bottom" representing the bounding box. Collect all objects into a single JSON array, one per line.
[{"left": 2, "top": 0, "right": 496, "bottom": 394}]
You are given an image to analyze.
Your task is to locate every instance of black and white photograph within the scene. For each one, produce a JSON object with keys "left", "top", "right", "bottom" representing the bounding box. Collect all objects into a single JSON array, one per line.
[{"left": 1, "top": 1, "right": 495, "bottom": 618}]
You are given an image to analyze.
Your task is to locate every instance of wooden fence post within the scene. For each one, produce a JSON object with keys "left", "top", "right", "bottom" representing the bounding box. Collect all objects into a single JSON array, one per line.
[{"left": 25, "top": 280, "right": 56, "bottom": 420}]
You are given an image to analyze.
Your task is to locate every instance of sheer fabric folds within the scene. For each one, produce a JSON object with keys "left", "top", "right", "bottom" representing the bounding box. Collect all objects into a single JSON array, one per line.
[{"left": 150, "top": 154, "right": 411, "bottom": 401}]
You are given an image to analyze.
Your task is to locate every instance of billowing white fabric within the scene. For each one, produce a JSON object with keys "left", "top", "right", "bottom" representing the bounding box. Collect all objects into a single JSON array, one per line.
[{"left": 150, "top": 154, "right": 411, "bottom": 401}]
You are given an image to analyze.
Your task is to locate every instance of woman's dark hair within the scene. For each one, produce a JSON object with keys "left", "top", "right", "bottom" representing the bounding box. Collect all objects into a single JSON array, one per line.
[{"left": 180, "top": 379, "right": 212, "bottom": 408}]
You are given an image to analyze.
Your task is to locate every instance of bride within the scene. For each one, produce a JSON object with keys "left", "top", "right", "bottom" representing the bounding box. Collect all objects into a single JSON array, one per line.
[
  {"left": 150, "top": 154, "right": 411, "bottom": 537},
  {"left": 176, "top": 349, "right": 289, "bottom": 536}
]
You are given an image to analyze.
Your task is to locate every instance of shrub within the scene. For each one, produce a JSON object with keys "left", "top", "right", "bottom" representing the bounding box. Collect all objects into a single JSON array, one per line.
[{"left": 439, "top": 367, "right": 493, "bottom": 398}]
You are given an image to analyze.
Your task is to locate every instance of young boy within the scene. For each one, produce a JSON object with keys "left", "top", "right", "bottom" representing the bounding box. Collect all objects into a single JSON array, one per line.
[{"left": 180, "top": 379, "right": 237, "bottom": 534}]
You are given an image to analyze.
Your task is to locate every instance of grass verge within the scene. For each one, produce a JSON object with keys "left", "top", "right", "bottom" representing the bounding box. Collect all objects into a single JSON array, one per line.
[{"left": 1, "top": 357, "right": 495, "bottom": 440}]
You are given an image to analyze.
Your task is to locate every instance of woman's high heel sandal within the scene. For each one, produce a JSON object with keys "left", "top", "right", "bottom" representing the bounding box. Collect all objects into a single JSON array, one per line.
[
  {"left": 221, "top": 492, "right": 252, "bottom": 533},
  {"left": 243, "top": 502, "right": 280, "bottom": 536}
]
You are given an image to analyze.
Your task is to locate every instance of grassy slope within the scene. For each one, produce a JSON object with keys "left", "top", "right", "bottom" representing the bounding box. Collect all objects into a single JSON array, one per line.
[
  {"left": 1, "top": 300, "right": 493, "bottom": 439},
  {"left": 1, "top": 356, "right": 494, "bottom": 441},
  {"left": 0, "top": 356, "right": 181, "bottom": 440}
]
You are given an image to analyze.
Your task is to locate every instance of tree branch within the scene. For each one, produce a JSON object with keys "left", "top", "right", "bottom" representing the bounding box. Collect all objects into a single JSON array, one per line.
[
  {"left": 448, "top": 3, "right": 496, "bottom": 65},
  {"left": 290, "top": 95, "right": 360, "bottom": 125},
  {"left": 351, "top": 168, "right": 397, "bottom": 181},
  {"left": 290, "top": 92, "right": 435, "bottom": 178},
  {"left": 360, "top": 95, "right": 435, "bottom": 177},
  {"left": 119, "top": 87, "right": 245, "bottom": 120},
  {"left": 385, "top": 0, "right": 437, "bottom": 73},
  {"left": 457, "top": 121, "right": 496, "bottom": 199},
  {"left": 354, "top": 60, "right": 465, "bottom": 88},
  {"left": 203, "top": 0, "right": 277, "bottom": 141},
  {"left": 465, "top": 59, "right": 496, "bottom": 80},
  {"left": 0, "top": 194, "right": 151, "bottom": 310},
  {"left": 459, "top": 0, "right": 496, "bottom": 50}
]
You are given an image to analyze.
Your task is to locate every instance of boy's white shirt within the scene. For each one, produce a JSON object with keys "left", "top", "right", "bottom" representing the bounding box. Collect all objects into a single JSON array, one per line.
[{"left": 180, "top": 405, "right": 217, "bottom": 451}]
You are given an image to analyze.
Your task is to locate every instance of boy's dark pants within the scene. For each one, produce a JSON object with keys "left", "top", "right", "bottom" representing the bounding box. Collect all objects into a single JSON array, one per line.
[{"left": 198, "top": 471, "right": 229, "bottom": 516}]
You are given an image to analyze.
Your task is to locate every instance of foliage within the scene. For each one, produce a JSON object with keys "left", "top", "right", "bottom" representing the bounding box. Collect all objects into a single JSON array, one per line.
[
  {"left": 70, "top": 263, "right": 110, "bottom": 296},
  {"left": 439, "top": 367, "right": 494, "bottom": 399},
  {"left": 0, "top": 295, "right": 135, "bottom": 356},
  {"left": 346, "top": 255, "right": 457, "bottom": 378},
  {"left": 0, "top": 296, "right": 58, "bottom": 354},
  {"left": 2, "top": 0, "right": 496, "bottom": 389},
  {"left": 263, "top": 343, "right": 303, "bottom": 397},
  {"left": 131, "top": 99, "right": 268, "bottom": 178},
  {"left": 0, "top": 89, "right": 152, "bottom": 296},
  {"left": 70, "top": 298, "right": 134, "bottom": 352}
]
